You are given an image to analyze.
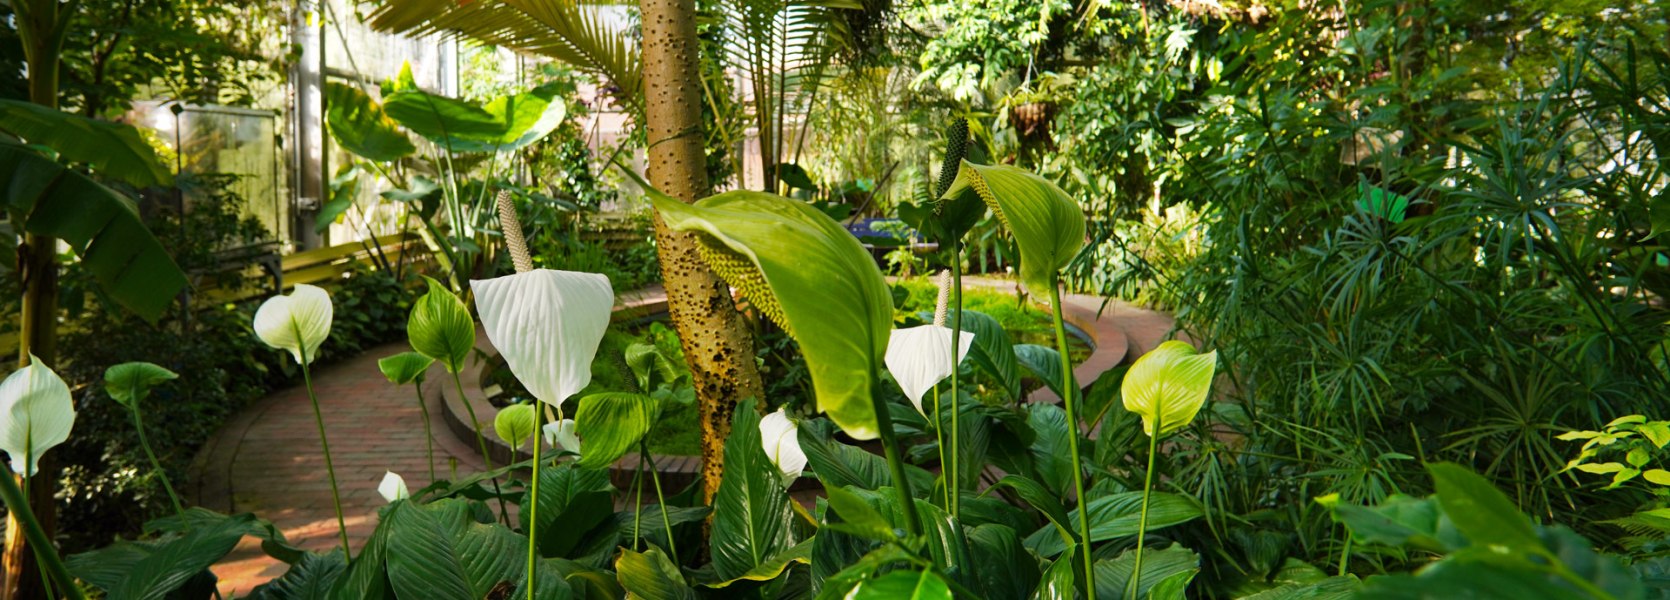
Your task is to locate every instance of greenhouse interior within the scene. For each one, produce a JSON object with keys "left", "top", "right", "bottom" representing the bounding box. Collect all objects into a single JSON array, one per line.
[{"left": 0, "top": 0, "right": 1665, "bottom": 598}]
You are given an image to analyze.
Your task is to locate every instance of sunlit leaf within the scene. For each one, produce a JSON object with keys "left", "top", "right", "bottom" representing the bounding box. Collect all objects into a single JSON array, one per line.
[
  {"left": 942, "top": 161, "right": 1085, "bottom": 295},
  {"left": 1120, "top": 341, "right": 1218, "bottom": 437}
]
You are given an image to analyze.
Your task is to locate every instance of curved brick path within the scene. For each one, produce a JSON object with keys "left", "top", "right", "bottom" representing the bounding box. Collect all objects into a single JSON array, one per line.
[{"left": 188, "top": 280, "right": 1176, "bottom": 594}]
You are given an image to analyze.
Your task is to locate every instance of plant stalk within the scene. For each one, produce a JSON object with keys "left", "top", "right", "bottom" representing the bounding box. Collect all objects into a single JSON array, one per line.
[
  {"left": 646, "top": 440, "right": 678, "bottom": 561},
  {"left": 949, "top": 243, "right": 964, "bottom": 518},
  {"left": 526, "top": 401, "right": 543, "bottom": 600},
  {"left": 296, "top": 339, "right": 351, "bottom": 559},
  {"left": 452, "top": 372, "right": 511, "bottom": 523},
  {"left": 933, "top": 384, "right": 948, "bottom": 509},
  {"left": 873, "top": 370, "right": 925, "bottom": 536},
  {"left": 130, "top": 407, "right": 187, "bottom": 520},
  {"left": 1048, "top": 282, "right": 1094, "bottom": 593},
  {"left": 0, "top": 465, "right": 82, "bottom": 600},
  {"left": 414, "top": 381, "right": 436, "bottom": 482},
  {"left": 1131, "top": 423, "right": 1161, "bottom": 599}
]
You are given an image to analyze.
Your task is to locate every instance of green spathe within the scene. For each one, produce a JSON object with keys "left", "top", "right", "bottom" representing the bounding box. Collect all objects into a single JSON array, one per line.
[
  {"left": 495, "top": 403, "right": 538, "bottom": 451},
  {"left": 104, "top": 362, "right": 178, "bottom": 408},
  {"left": 408, "top": 276, "right": 475, "bottom": 373},
  {"left": 651, "top": 191, "right": 893, "bottom": 439},
  {"left": 377, "top": 352, "right": 435, "bottom": 386},
  {"left": 941, "top": 161, "right": 1085, "bottom": 296},
  {"left": 1121, "top": 341, "right": 1219, "bottom": 437}
]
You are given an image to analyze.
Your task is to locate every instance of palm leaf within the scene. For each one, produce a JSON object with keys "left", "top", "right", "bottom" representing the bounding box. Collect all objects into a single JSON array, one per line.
[{"left": 366, "top": 0, "right": 642, "bottom": 117}]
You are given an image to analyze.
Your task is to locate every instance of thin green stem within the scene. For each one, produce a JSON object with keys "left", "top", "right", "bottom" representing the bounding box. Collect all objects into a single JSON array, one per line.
[
  {"left": 873, "top": 369, "right": 925, "bottom": 536},
  {"left": 1048, "top": 283, "right": 1095, "bottom": 594},
  {"left": 0, "top": 466, "right": 84, "bottom": 600},
  {"left": 414, "top": 382, "right": 436, "bottom": 482},
  {"left": 1131, "top": 427, "right": 1160, "bottom": 599},
  {"left": 933, "top": 385, "right": 948, "bottom": 509},
  {"left": 646, "top": 440, "right": 678, "bottom": 561},
  {"left": 949, "top": 243, "right": 964, "bottom": 518},
  {"left": 452, "top": 371, "right": 511, "bottom": 523},
  {"left": 130, "top": 406, "right": 186, "bottom": 520},
  {"left": 630, "top": 446, "right": 646, "bottom": 553},
  {"left": 297, "top": 344, "right": 352, "bottom": 559},
  {"left": 526, "top": 401, "right": 543, "bottom": 600}
]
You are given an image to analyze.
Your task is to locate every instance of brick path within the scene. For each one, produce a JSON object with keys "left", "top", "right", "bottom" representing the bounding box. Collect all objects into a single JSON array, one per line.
[{"left": 188, "top": 342, "right": 483, "bottom": 596}]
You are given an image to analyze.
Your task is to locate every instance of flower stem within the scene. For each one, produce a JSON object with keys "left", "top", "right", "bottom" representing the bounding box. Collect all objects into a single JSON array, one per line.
[
  {"left": 130, "top": 406, "right": 186, "bottom": 520},
  {"left": 873, "top": 370, "right": 924, "bottom": 536},
  {"left": 949, "top": 243, "right": 963, "bottom": 518},
  {"left": 0, "top": 467, "right": 84, "bottom": 600},
  {"left": 646, "top": 439, "right": 678, "bottom": 560},
  {"left": 297, "top": 348, "right": 351, "bottom": 560},
  {"left": 526, "top": 401, "right": 542, "bottom": 600},
  {"left": 933, "top": 385, "right": 948, "bottom": 509},
  {"left": 452, "top": 371, "right": 511, "bottom": 524},
  {"left": 1130, "top": 422, "right": 1161, "bottom": 599},
  {"left": 1047, "top": 282, "right": 1094, "bottom": 594},
  {"left": 414, "top": 381, "right": 437, "bottom": 482}
]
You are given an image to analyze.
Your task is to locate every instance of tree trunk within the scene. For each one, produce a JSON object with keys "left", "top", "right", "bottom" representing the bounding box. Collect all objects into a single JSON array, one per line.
[
  {"left": 639, "top": 0, "right": 767, "bottom": 503},
  {"left": 6, "top": 1, "right": 63, "bottom": 597}
]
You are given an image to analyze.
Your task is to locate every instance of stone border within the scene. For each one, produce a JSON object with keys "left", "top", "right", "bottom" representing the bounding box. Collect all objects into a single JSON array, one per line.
[{"left": 437, "top": 279, "right": 1139, "bottom": 490}]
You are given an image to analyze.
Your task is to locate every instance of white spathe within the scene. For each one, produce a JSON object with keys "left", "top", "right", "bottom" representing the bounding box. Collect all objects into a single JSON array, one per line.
[
  {"left": 759, "top": 409, "right": 806, "bottom": 484},
  {"left": 378, "top": 471, "right": 409, "bottom": 502},
  {"left": 253, "top": 284, "right": 334, "bottom": 365},
  {"left": 0, "top": 356, "right": 75, "bottom": 476},
  {"left": 471, "top": 270, "right": 613, "bottom": 406},
  {"left": 884, "top": 325, "right": 975, "bottom": 416},
  {"left": 543, "top": 419, "right": 581, "bottom": 454}
]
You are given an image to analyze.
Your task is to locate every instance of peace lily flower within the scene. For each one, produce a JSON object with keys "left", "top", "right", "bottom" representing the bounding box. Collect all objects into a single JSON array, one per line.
[
  {"left": 759, "top": 409, "right": 807, "bottom": 484},
  {"left": 543, "top": 419, "right": 581, "bottom": 454},
  {"left": 378, "top": 471, "right": 409, "bottom": 503},
  {"left": 0, "top": 356, "right": 75, "bottom": 476},
  {"left": 1121, "top": 340, "right": 1220, "bottom": 438},
  {"left": 495, "top": 403, "right": 537, "bottom": 450},
  {"left": 885, "top": 326, "right": 975, "bottom": 417},
  {"left": 470, "top": 270, "right": 613, "bottom": 407},
  {"left": 253, "top": 284, "right": 334, "bottom": 364}
]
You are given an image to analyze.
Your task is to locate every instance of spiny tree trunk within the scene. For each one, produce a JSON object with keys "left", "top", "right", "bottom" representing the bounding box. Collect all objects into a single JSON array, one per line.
[
  {"left": 639, "top": 0, "right": 767, "bottom": 503},
  {"left": 6, "top": 1, "right": 63, "bottom": 597}
]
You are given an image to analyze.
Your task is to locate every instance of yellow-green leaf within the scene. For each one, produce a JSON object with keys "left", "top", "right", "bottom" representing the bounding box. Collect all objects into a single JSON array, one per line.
[
  {"left": 408, "top": 276, "right": 476, "bottom": 373},
  {"left": 1575, "top": 462, "right": 1625, "bottom": 474},
  {"left": 1120, "top": 341, "right": 1218, "bottom": 438},
  {"left": 1644, "top": 469, "right": 1670, "bottom": 486},
  {"left": 942, "top": 162, "right": 1085, "bottom": 296}
]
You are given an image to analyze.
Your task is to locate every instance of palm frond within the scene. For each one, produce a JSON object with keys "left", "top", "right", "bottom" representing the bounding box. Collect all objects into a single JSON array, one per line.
[{"left": 365, "top": 0, "right": 643, "bottom": 117}]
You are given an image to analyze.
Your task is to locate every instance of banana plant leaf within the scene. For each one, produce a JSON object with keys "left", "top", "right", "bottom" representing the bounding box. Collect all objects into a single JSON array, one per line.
[
  {"left": 0, "top": 143, "right": 187, "bottom": 321},
  {"left": 0, "top": 99, "right": 172, "bottom": 188}
]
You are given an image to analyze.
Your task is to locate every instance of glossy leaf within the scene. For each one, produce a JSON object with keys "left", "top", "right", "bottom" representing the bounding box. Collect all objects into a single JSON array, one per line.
[
  {"left": 495, "top": 403, "right": 538, "bottom": 451},
  {"left": 942, "top": 161, "right": 1085, "bottom": 295},
  {"left": 653, "top": 191, "right": 893, "bottom": 438},
  {"left": 104, "top": 362, "right": 178, "bottom": 408},
  {"left": 377, "top": 352, "right": 435, "bottom": 386},
  {"left": 408, "top": 276, "right": 476, "bottom": 373},
  {"left": 709, "top": 398, "right": 796, "bottom": 580},
  {"left": 383, "top": 82, "right": 567, "bottom": 153},
  {"left": 325, "top": 82, "right": 416, "bottom": 162},
  {"left": 966, "top": 524, "right": 1041, "bottom": 600},
  {"left": 1093, "top": 544, "right": 1200, "bottom": 600},
  {"left": 938, "top": 309, "right": 1021, "bottom": 400},
  {"left": 616, "top": 546, "right": 695, "bottom": 600},
  {"left": 0, "top": 143, "right": 188, "bottom": 321},
  {"left": 1428, "top": 462, "right": 1543, "bottom": 553},
  {"left": 1030, "top": 547, "right": 1078, "bottom": 600},
  {"left": 384, "top": 499, "right": 574, "bottom": 599},
  {"left": 1014, "top": 343, "right": 1077, "bottom": 401},
  {"left": 574, "top": 392, "right": 658, "bottom": 469},
  {"left": 848, "top": 570, "right": 952, "bottom": 600},
  {"left": 1027, "top": 492, "right": 1204, "bottom": 557},
  {"left": 703, "top": 540, "right": 811, "bottom": 589},
  {"left": 520, "top": 463, "right": 615, "bottom": 558},
  {"left": 244, "top": 551, "right": 347, "bottom": 600},
  {"left": 989, "top": 475, "right": 1075, "bottom": 550},
  {"left": 797, "top": 419, "right": 935, "bottom": 493},
  {"left": 1121, "top": 341, "right": 1218, "bottom": 437},
  {"left": 68, "top": 512, "right": 251, "bottom": 600}
]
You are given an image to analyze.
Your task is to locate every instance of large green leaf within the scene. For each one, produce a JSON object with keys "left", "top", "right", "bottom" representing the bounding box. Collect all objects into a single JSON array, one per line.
[
  {"left": 988, "top": 475, "right": 1075, "bottom": 550},
  {"left": 0, "top": 143, "right": 187, "bottom": 321},
  {"left": 104, "top": 362, "right": 178, "bottom": 409},
  {"left": 798, "top": 419, "right": 934, "bottom": 494},
  {"left": 384, "top": 499, "right": 575, "bottom": 599},
  {"left": 703, "top": 540, "right": 812, "bottom": 589},
  {"left": 848, "top": 570, "right": 952, "bottom": 600},
  {"left": 966, "top": 524, "right": 1041, "bottom": 600},
  {"left": 1121, "top": 341, "right": 1218, "bottom": 438},
  {"left": 0, "top": 99, "right": 172, "bottom": 187},
  {"left": 946, "top": 309, "right": 1021, "bottom": 400},
  {"left": 1427, "top": 462, "right": 1543, "bottom": 553},
  {"left": 408, "top": 276, "right": 476, "bottom": 373},
  {"left": 520, "top": 462, "right": 616, "bottom": 558},
  {"left": 325, "top": 82, "right": 416, "bottom": 162},
  {"left": 1093, "top": 544, "right": 1200, "bottom": 600},
  {"left": 245, "top": 551, "right": 348, "bottom": 600},
  {"left": 653, "top": 191, "right": 893, "bottom": 439},
  {"left": 1027, "top": 404, "right": 1076, "bottom": 496},
  {"left": 378, "top": 351, "right": 436, "bottom": 386},
  {"left": 616, "top": 546, "right": 696, "bottom": 600},
  {"left": 1030, "top": 547, "right": 1078, "bottom": 600},
  {"left": 1026, "top": 492, "right": 1204, "bottom": 557},
  {"left": 942, "top": 161, "right": 1084, "bottom": 295},
  {"left": 574, "top": 392, "right": 658, "bottom": 469},
  {"left": 1014, "top": 343, "right": 1077, "bottom": 401},
  {"left": 710, "top": 397, "right": 796, "bottom": 580},
  {"left": 66, "top": 511, "right": 251, "bottom": 600},
  {"left": 1323, "top": 493, "right": 1454, "bottom": 552},
  {"left": 382, "top": 82, "right": 567, "bottom": 153}
]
